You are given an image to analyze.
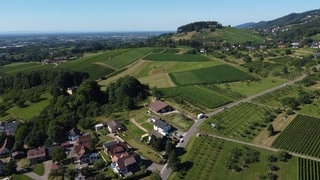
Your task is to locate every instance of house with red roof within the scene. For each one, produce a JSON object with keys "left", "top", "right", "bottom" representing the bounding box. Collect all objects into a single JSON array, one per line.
[
  {"left": 27, "top": 147, "right": 46, "bottom": 164},
  {"left": 149, "top": 100, "right": 173, "bottom": 114}
]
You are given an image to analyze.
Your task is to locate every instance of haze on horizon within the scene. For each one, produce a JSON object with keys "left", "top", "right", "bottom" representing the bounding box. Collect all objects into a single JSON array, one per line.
[{"left": 0, "top": 0, "right": 319, "bottom": 33}]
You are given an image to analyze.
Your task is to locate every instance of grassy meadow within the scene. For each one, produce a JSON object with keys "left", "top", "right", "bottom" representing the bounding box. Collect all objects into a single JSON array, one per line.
[
  {"left": 1, "top": 93, "right": 52, "bottom": 121},
  {"left": 0, "top": 62, "right": 54, "bottom": 74}
]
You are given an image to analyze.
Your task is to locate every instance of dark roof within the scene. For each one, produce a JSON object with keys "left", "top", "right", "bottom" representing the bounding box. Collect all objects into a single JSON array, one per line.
[
  {"left": 150, "top": 130, "right": 164, "bottom": 139},
  {"left": 0, "top": 136, "right": 14, "bottom": 154},
  {"left": 4, "top": 121, "right": 17, "bottom": 136},
  {"left": 117, "top": 153, "right": 141, "bottom": 171},
  {"left": 154, "top": 119, "right": 170, "bottom": 129},
  {"left": 67, "top": 127, "right": 80, "bottom": 137},
  {"left": 77, "top": 134, "right": 91, "bottom": 150},
  {"left": 150, "top": 101, "right": 169, "bottom": 112},
  {"left": 108, "top": 142, "right": 128, "bottom": 156},
  {"left": 27, "top": 147, "right": 46, "bottom": 159},
  {"left": 107, "top": 121, "right": 125, "bottom": 130}
]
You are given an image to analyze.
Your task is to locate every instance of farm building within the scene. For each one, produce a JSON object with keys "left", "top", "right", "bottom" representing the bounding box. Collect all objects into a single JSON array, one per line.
[{"left": 149, "top": 100, "right": 173, "bottom": 113}]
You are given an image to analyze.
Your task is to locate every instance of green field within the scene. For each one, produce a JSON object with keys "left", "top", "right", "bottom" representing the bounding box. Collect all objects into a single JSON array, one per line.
[
  {"left": 253, "top": 85, "right": 302, "bottom": 107},
  {"left": 212, "top": 27, "right": 266, "bottom": 44},
  {"left": 161, "top": 85, "right": 234, "bottom": 109},
  {"left": 200, "top": 103, "right": 275, "bottom": 141},
  {"left": 143, "top": 53, "right": 211, "bottom": 62},
  {"left": 217, "top": 77, "right": 286, "bottom": 96},
  {"left": 0, "top": 62, "right": 54, "bottom": 74},
  {"left": 103, "top": 47, "right": 152, "bottom": 69},
  {"left": 171, "top": 136, "right": 297, "bottom": 180},
  {"left": 298, "top": 158, "right": 320, "bottom": 180},
  {"left": 170, "top": 64, "right": 254, "bottom": 86},
  {"left": 1, "top": 93, "right": 52, "bottom": 121},
  {"left": 272, "top": 114, "right": 320, "bottom": 158},
  {"left": 299, "top": 98, "right": 320, "bottom": 117}
]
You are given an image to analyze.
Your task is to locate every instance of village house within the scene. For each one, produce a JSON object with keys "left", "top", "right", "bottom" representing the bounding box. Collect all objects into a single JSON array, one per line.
[
  {"left": 27, "top": 147, "right": 46, "bottom": 164},
  {"left": 107, "top": 120, "right": 126, "bottom": 133},
  {"left": 4, "top": 121, "right": 17, "bottom": 136},
  {"left": 73, "top": 134, "right": 93, "bottom": 164},
  {"left": 94, "top": 123, "right": 104, "bottom": 132},
  {"left": 103, "top": 141, "right": 141, "bottom": 176},
  {"left": 152, "top": 116, "right": 171, "bottom": 136},
  {"left": 149, "top": 100, "right": 173, "bottom": 114}
]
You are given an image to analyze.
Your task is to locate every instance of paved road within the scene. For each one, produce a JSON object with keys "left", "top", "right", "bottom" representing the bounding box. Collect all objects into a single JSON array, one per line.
[{"left": 160, "top": 74, "right": 307, "bottom": 180}]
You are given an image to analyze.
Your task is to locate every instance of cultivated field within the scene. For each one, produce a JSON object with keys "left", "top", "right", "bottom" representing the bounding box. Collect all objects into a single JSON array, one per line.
[
  {"left": 272, "top": 114, "right": 320, "bottom": 158},
  {"left": 161, "top": 85, "right": 234, "bottom": 109},
  {"left": 170, "top": 64, "right": 254, "bottom": 86},
  {"left": 217, "top": 77, "right": 286, "bottom": 96},
  {"left": 200, "top": 102, "right": 276, "bottom": 141},
  {"left": 171, "top": 136, "right": 298, "bottom": 180},
  {"left": 0, "top": 62, "right": 54, "bottom": 74},
  {"left": 298, "top": 158, "right": 320, "bottom": 180},
  {"left": 143, "top": 53, "right": 210, "bottom": 62}
]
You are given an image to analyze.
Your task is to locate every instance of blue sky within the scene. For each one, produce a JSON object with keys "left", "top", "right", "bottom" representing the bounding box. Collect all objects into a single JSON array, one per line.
[{"left": 0, "top": 0, "right": 319, "bottom": 32}]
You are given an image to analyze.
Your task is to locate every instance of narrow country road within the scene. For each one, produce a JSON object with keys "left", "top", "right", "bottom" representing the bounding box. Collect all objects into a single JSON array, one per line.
[{"left": 160, "top": 74, "right": 307, "bottom": 180}]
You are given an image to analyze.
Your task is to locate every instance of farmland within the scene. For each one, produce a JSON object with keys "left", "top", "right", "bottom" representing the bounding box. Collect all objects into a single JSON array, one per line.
[
  {"left": 272, "top": 114, "right": 320, "bottom": 158},
  {"left": 170, "top": 64, "right": 254, "bottom": 86},
  {"left": 199, "top": 102, "right": 276, "bottom": 141},
  {"left": 161, "top": 85, "right": 234, "bottom": 109},
  {"left": 0, "top": 62, "right": 54, "bottom": 75},
  {"left": 171, "top": 136, "right": 298, "bottom": 180},
  {"left": 298, "top": 158, "right": 320, "bottom": 180},
  {"left": 143, "top": 53, "right": 211, "bottom": 62}
]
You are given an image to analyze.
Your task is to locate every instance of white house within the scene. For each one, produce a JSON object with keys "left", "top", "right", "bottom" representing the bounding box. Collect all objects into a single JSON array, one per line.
[{"left": 153, "top": 118, "right": 171, "bottom": 136}]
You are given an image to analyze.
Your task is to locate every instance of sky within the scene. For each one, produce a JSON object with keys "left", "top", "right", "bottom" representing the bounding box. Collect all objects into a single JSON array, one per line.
[{"left": 0, "top": 0, "right": 319, "bottom": 32}]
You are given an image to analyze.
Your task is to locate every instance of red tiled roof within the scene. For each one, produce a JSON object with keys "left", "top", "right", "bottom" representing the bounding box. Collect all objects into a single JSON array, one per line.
[{"left": 27, "top": 147, "right": 46, "bottom": 159}]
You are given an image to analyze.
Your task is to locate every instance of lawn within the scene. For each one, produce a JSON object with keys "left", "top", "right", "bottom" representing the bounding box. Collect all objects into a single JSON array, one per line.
[
  {"left": 162, "top": 113, "right": 194, "bottom": 132},
  {"left": 33, "top": 163, "right": 45, "bottom": 176},
  {"left": 171, "top": 136, "right": 297, "bottom": 180},
  {"left": 143, "top": 53, "right": 211, "bottom": 62},
  {"left": 217, "top": 77, "right": 286, "bottom": 96},
  {"left": 1, "top": 93, "right": 52, "bottom": 121},
  {"left": 169, "top": 64, "right": 254, "bottom": 86},
  {"left": 161, "top": 85, "right": 234, "bottom": 109},
  {"left": 199, "top": 102, "right": 276, "bottom": 141},
  {"left": 12, "top": 174, "right": 33, "bottom": 180}
]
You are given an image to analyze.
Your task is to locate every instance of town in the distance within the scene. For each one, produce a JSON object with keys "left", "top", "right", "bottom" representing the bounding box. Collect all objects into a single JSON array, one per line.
[{"left": 1, "top": 8, "right": 320, "bottom": 180}]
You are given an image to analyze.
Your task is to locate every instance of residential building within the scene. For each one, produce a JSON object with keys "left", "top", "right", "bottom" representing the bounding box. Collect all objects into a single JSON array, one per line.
[
  {"left": 27, "top": 147, "right": 46, "bottom": 164},
  {"left": 153, "top": 118, "right": 171, "bottom": 136},
  {"left": 107, "top": 121, "right": 126, "bottom": 133}
]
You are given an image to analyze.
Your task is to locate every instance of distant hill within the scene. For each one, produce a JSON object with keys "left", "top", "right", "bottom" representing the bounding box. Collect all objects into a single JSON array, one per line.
[
  {"left": 172, "top": 21, "right": 265, "bottom": 44},
  {"left": 237, "top": 9, "right": 320, "bottom": 41}
]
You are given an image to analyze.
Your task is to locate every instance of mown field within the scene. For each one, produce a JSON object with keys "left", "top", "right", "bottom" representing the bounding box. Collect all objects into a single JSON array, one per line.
[
  {"left": 170, "top": 64, "right": 254, "bottom": 86},
  {"left": 171, "top": 136, "right": 297, "bottom": 180},
  {"left": 161, "top": 85, "right": 234, "bottom": 109},
  {"left": 298, "top": 98, "right": 320, "bottom": 117},
  {"left": 212, "top": 27, "right": 266, "bottom": 44},
  {"left": 298, "top": 158, "right": 320, "bottom": 180},
  {"left": 143, "top": 53, "right": 210, "bottom": 62},
  {"left": 272, "top": 114, "right": 320, "bottom": 158},
  {"left": 200, "top": 102, "right": 276, "bottom": 141}
]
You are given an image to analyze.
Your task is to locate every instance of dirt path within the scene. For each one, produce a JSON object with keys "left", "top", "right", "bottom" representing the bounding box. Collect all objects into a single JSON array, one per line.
[
  {"left": 130, "top": 118, "right": 148, "bottom": 133},
  {"left": 92, "top": 62, "right": 116, "bottom": 70},
  {"left": 253, "top": 113, "right": 296, "bottom": 147}
]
